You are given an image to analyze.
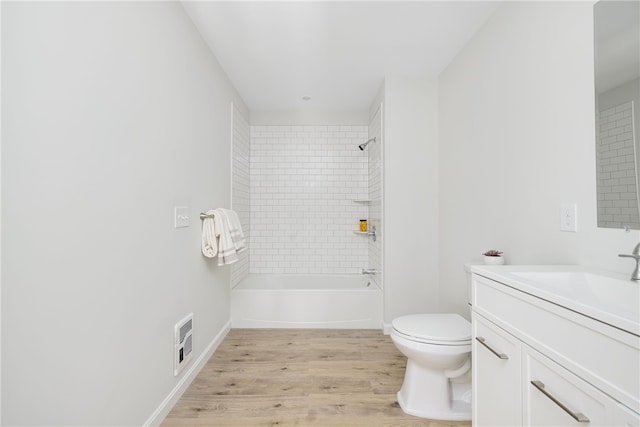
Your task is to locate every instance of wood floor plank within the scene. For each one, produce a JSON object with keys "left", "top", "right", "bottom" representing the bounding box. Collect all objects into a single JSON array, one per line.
[{"left": 162, "top": 329, "right": 472, "bottom": 427}]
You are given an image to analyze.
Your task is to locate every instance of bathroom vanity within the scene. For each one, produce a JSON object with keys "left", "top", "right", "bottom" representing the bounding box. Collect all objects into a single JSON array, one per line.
[{"left": 471, "top": 265, "right": 640, "bottom": 426}]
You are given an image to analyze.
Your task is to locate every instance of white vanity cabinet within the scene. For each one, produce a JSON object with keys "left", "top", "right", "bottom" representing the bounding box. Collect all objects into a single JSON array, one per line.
[{"left": 471, "top": 267, "right": 640, "bottom": 427}]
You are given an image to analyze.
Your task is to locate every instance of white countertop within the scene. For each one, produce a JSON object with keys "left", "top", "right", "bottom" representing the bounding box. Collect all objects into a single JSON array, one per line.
[{"left": 470, "top": 264, "right": 640, "bottom": 336}]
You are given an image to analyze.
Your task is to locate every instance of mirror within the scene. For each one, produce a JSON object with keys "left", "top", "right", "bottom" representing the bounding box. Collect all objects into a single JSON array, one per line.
[{"left": 595, "top": 0, "right": 640, "bottom": 229}]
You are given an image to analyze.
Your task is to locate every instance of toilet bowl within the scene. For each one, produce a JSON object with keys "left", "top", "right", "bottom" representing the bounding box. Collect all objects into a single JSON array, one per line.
[{"left": 391, "top": 313, "right": 472, "bottom": 421}]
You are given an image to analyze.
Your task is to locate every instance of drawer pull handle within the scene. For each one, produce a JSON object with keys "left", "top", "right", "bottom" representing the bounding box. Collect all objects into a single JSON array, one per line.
[
  {"left": 475, "top": 337, "right": 509, "bottom": 360},
  {"left": 530, "top": 380, "right": 590, "bottom": 423}
]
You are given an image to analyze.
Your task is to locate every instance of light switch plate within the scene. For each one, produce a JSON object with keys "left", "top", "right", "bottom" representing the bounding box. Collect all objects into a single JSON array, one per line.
[
  {"left": 174, "top": 206, "right": 190, "bottom": 228},
  {"left": 560, "top": 203, "right": 577, "bottom": 232}
]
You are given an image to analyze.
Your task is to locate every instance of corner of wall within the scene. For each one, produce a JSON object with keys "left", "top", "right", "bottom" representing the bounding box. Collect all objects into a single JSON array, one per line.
[{"left": 369, "top": 80, "right": 386, "bottom": 120}]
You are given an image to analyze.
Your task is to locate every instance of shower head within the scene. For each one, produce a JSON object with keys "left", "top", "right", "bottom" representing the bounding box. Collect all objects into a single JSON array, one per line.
[{"left": 358, "top": 137, "right": 376, "bottom": 151}]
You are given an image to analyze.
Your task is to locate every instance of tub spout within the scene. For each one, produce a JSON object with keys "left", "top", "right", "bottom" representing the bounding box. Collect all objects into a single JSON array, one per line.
[{"left": 362, "top": 268, "right": 380, "bottom": 275}]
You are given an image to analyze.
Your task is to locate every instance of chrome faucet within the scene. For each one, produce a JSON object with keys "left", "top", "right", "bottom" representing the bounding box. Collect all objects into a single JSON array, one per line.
[
  {"left": 618, "top": 242, "right": 640, "bottom": 281},
  {"left": 362, "top": 268, "right": 380, "bottom": 275}
]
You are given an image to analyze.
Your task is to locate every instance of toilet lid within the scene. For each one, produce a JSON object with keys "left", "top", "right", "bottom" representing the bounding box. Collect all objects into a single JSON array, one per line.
[{"left": 392, "top": 313, "right": 471, "bottom": 343}]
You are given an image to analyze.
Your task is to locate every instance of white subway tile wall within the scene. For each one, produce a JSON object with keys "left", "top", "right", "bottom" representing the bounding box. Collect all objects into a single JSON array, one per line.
[
  {"left": 368, "top": 106, "right": 383, "bottom": 287},
  {"left": 597, "top": 101, "right": 640, "bottom": 229},
  {"left": 250, "top": 125, "right": 369, "bottom": 274},
  {"left": 231, "top": 105, "right": 251, "bottom": 287}
]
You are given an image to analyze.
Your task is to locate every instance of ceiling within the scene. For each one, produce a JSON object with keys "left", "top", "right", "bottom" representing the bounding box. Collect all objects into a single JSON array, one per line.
[{"left": 182, "top": 1, "right": 500, "bottom": 111}]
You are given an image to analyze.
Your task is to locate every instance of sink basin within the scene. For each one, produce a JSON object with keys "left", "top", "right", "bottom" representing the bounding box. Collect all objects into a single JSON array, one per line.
[
  {"left": 512, "top": 271, "right": 629, "bottom": 290},
  {"left": 472, "top": 265, "right": 640, "bottom": 335},
  {"left": 511, "top": 271, "right": 639, "bottom": 322}
]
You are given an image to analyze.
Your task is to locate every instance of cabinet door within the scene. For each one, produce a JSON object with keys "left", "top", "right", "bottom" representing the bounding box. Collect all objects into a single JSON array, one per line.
[
  {"left": 524, "top": 346, "right": 610, "bottom": 426},
  {"left": 473, "top": 314, "right": 522, "bottom": 426}
]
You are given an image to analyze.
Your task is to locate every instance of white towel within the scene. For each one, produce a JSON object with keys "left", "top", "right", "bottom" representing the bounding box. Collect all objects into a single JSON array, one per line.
[
  {"left": 213, "top": 209, "right": 239, "bottom": 266},
  {"left": 201, "top": 210, "right": 218, "bottom": 258},
  {"left": 201, "top": 208, "right": 248, "bottom": 265},
  {"left": 219, "top": 208, "right": 247, "bottom": 253}
]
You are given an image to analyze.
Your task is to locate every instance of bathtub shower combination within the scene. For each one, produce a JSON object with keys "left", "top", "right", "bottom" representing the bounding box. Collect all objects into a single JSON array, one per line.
[
  {"left": 231, "top": 116, "right": 384, "bottom": 329},
  {"left": 231, "top": 275, "right": 382, "bottom": 328}
]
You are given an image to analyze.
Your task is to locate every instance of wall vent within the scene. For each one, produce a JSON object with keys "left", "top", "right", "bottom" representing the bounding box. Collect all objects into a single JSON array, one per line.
[{"left": 174, "top": 313, "right": 193, "bottom": 376}]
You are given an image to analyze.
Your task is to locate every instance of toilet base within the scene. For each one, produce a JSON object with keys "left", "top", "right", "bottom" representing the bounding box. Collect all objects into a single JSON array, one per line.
[
  {"left": 397, "top": 392, "right": 471, "bottom": 421},
  {"left": 396, "top": 358, "right": 471, "bottom": 421}
]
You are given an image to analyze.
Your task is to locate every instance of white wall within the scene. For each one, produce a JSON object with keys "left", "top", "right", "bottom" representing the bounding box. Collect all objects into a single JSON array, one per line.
[
  {"left": 2, "top": 2, "right": 247, "bottom": 425},
  {"left": 251, "top": 110, "right": 368, "bottom": 126},
  {"left": 438, "top": 1, "right": 640, "bottom": 318},
  {"left": 382, "top": 77, "right": 440, "bottom": 325}
]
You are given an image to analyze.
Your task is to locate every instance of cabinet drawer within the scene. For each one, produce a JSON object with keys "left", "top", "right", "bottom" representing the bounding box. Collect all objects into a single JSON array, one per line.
[
  {"left": 525, "top": 346, "right": 609, "bottom": 426},
  {"left": 473, "top": 314, "right": 522, "bottom": 426},
  {"left": 473, "top": 274, "right": 640, "bottom": 411}
]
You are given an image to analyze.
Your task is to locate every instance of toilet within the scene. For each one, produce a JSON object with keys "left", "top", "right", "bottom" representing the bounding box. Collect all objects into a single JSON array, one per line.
[
  {"left": 390, "top": 313, "right": 472, "bottom": 420},
  {"left": 390, "top": 265, "right": 475, "bottom": 421}
]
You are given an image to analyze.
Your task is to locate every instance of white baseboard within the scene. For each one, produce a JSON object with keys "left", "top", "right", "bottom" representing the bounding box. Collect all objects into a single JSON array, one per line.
[{"left": 143, "top": 320, "right": 232, "bottom": 427}]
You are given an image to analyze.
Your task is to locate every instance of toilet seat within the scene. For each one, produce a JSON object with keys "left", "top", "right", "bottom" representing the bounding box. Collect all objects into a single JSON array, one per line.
[{"left": 392, "top": 313, "right": 471, "bottom": 345}]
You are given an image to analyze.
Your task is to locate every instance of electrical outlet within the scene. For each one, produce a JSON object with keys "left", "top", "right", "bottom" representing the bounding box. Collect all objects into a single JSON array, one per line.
[{"left": 560, "top": 204, "right": 577, "bottom": 232}]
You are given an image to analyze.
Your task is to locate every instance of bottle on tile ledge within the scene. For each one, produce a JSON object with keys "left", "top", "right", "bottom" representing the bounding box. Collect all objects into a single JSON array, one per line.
[
  {"left": 482, "top": 250, "right": 504, "bottom": 265},
  {"left": 360, "top": 219, "right": 368, "bottom": 232}
]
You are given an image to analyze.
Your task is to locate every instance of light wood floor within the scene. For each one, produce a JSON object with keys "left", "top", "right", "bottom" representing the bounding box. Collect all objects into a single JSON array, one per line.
[{"left": 162, "top": 329, "right": 471, "bottom": 427}]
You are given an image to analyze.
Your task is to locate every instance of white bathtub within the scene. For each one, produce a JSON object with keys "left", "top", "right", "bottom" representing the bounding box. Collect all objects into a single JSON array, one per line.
[{"left": 231, "top": 274, "right": 382, "bottom": 329}]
